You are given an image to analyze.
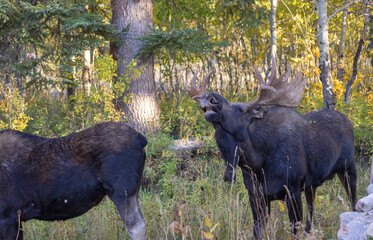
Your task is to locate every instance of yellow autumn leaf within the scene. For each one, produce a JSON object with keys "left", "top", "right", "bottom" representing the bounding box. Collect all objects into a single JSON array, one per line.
[
  {"left": 204, "top": 216, "right": 212, "bottom": 228},
  {"left": 202, "top": 228, "right": 213, "bottom": 240},
  {"left": 178, "top": 204, "right": 186, "bottom": 217},
  {"left": 278, "top": 202, "right": 286, "bottom": 212},
  {"left": 210, "top": 223, "right": 219, "bottom": 232}
]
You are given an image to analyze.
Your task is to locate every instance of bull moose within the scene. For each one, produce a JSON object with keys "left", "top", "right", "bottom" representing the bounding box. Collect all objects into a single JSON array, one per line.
[
  {"left": 0, "top": 122, "right": 147, "bottom": 240},
  {"left": 186, "top": 58, "right": 357, "bottom": 238}
]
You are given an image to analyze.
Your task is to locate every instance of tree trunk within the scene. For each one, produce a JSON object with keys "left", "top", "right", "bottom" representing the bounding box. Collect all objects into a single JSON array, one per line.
[
  {"left": 266, "top": 0, "right": 278, "bottom": 80},
  {"left": 318, "top": 0, "right": 335, "bottom": 109},
  {"left": 214, "top": 51, "right": 223, "bottom": 94},
  {"left": 66, "top": 55, "right": 76, "bottom": 105},
  {"left": 345, "top": 7, "right": 370, "bottom": 103},
  {"left": 110, "top": 0, "right": 160, "bottom": 133},
  {"left": 269, "top": 0, "right": 278, "bottom": 60},
  {"left": 81, "top": 5, "right": 92, "bottom": 95},
  {"left": 337, "top": 1, "right": 348, "bottom": 82},
  {"left": 82, "top": 48, "right": 92, "bottom": 95}
]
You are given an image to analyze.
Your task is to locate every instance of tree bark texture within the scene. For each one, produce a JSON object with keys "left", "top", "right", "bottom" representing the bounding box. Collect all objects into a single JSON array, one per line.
[
  {"left": 318, "top": 0, "right": 335, "bottom": 109},
  {"left": 345, "top": 7, "right": 370, "bottom": 103},
  {"left": 270, "top": 0, "right": 277, "bottom": 59},
  {"left": 337, "top": 2, "right": 348, "bottom": 82},
  {"left": 82, "top": 48, "right": 92, "bottom": 95},
  {"left": 110, "top": 0, "right": 160, "bottom": 133},
  {"left": 266, "top": 0, "right": 278, "bottom": 80}
]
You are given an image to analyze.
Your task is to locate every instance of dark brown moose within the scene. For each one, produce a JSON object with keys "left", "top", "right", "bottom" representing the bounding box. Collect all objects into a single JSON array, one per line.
[
  {"left": 0, "top": 122, "right": 147, "bottom": 240},
  {"left": 186, "top": 58, "right": 357, "bottom": 239}
]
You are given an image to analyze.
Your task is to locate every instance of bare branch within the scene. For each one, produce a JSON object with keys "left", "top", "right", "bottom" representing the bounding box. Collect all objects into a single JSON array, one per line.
[{"left": 325, "top": 0, "right": 360, "bottom": 25}]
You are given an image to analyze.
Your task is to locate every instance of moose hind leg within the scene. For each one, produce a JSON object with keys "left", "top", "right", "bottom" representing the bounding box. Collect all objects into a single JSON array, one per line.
[
  {"left": 337, "top": 172, "right": 357, "bottom": 210},
  {"left": 304, "top": 188, "right": 316, "bottom": 233},
  {"left": 111, "top": 193, "right": 146, "bottom": 240},
  {"left": 337, "top": 161, "right": 357, "bottom": 210}
]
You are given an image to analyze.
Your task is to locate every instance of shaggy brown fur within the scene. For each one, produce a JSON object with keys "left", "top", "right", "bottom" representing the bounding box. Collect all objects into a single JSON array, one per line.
[{"left": 0, "top": 122, "right": 147, "bottom": 240}]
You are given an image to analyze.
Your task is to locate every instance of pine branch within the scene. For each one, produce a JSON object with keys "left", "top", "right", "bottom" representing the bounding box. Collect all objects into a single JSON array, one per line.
[{"left": 137, "top": 28, "right": 229, "bottom": 57}]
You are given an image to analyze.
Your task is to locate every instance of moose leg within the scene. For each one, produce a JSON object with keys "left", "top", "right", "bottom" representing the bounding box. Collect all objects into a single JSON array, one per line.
[
  {"left": 0, "top": 218, "right": 22, "bottom": 240},
  {"left": 100, "top": 151, "right": 146, "bottom": 239},
  {"left": 304, "top": 187, "right": 316, "bottom": 233},
  {"left": 249, "top": 195, "right": 268, "bottom": 239},
  {"left": 285, "top": 189, "right": 303, "bottom": 236},
  {"left": 243, "top": 171, "right": 269, "bottom": 239},
  {"left": 337, "top": 162, "right": 357, "bottom": 211},
  {"left": 110, "top": 193, "right": 146, "bottom": 240},
  {"left": 16, "top": 222, "right": 23, "bottom": 240}
]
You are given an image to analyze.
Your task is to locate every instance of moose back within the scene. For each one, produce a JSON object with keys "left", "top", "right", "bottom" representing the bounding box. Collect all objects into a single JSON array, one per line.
[{"left": 0, "top": 122, "right": 147, "bottom": 240}]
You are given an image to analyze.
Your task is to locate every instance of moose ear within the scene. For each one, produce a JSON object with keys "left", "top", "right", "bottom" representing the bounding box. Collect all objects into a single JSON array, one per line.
[{"left": 251, "top": 106, "right": 269, "bottom": 119}]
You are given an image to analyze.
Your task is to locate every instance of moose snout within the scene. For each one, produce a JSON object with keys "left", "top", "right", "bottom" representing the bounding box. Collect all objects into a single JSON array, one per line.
[{"left": 198, "top": 98, "right": 208, "bottom": 111}]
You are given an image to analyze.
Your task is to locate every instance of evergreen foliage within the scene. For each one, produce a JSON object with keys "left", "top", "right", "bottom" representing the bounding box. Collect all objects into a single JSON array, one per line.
[
  {"left": 0, "top": 0, "right": 120, "bottom": 89},
  {"left": 220, "top": 0, "right": 268, "bottom": 29},
  {"left": 138, "top": 28, "right": 230, "bottom": 57}
]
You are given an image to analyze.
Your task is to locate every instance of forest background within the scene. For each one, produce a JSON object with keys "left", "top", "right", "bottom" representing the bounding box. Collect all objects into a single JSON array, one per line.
[{"left": 1, "top": 0, "right": 373, "bottom": 239}]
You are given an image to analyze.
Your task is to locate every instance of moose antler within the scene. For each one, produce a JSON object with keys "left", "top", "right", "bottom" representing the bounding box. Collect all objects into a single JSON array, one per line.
[
  {"left": 185, "top": 70, "right": 212, "bottom": 101},
  {"left": 239, "top": 56, "right": 305, "bottom": 111}
]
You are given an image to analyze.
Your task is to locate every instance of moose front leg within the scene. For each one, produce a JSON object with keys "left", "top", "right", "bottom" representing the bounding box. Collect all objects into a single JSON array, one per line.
[
  {"left": 109, "top": 193, "right": 146, "bottom": 240},
  {"left": 249, "top": 194, "right": 269, "bottom": 239},
  {"left": 242, "top": 171, "right": 269, "bottom": 239},
  {"left": 0, "top": 217, "right": 22, "bottom": 240},
  {"left": 285, "top": 189, "right": 303, "bottom": 236}
]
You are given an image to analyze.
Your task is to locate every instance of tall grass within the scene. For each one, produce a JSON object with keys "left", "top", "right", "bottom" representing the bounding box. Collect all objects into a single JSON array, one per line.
[{"left": 23, "top": 135, "right": 370, "bottom": 239}]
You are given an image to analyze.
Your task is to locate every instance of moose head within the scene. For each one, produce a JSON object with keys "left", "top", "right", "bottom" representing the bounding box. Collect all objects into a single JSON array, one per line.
[{"left": 186, "top": 57, "right": 305, "bottom": 183}]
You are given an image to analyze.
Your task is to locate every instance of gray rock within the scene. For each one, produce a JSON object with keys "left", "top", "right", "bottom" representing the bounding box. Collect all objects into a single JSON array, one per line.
[
  {"left": 364, "top": 222, "right": 373, "bottom": 239},
  {"left": 356, "top": 194, "right": 373, "bottom": 212},
  {"left": 338, "top": 211, "right": 373, "bottom": 240},
  {"left": 367, "top": 184, "right": 373, "bottom": 195},
  {"left": 339, "top": 211, "right": 363, "bottom": 227},
  {"left": 169, "top": 137, "right": 205, "bottom": 153}
]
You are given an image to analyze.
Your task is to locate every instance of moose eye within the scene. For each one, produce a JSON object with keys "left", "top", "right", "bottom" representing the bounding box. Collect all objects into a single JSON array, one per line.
[
  {"left": 210, "top": 98, "right": 218, "bottom": 104},
  {"left": 234, "top": 106, "right": 243, "bottom": 115}
]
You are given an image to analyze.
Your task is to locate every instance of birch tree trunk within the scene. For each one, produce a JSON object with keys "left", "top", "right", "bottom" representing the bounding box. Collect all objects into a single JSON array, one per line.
[
  {"left": 82, "top": 48, "right": 92, "bottom": 95},
  {"left": 318, "top": 0, "right": 335, "bottom": 109},
  {"left": 270, "top": 0, "right": 277, "bottom": 59},
  {"left": 267, "top": 0, "right": 278, "bottom": 78},
  {"left": 110, "top": 0, "right": 160, "bottom": 133},
  {"left": 81, "top": 5, "right": 92, "bottom": 95},
  {"left": 337, "top": 1, "right": 348, "bottom": 82}
]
